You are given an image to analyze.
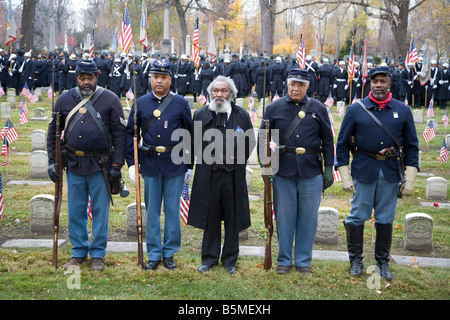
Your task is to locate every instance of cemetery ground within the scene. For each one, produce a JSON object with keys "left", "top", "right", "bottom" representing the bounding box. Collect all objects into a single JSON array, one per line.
[{"left": 0, "top": 91, "right": 449, "bottom": 301}]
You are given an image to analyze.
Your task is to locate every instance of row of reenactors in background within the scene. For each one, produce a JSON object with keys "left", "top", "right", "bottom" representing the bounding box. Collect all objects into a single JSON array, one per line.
[{"left": 1, "top": 47, "right": 449, "bottom": 109}]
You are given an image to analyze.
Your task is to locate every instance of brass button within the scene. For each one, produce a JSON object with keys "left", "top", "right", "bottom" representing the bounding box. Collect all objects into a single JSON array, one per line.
[
  {"left": 157, "top": 135, "right": 161, "bottom": 138},
  {"left": 79, "top": 135, "right": 82, "bottom": 138}
]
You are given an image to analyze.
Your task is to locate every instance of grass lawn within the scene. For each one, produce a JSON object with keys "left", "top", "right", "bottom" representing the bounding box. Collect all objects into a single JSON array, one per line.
[{"left": 0, "top": 89, "right": 449, "bottom": 303}]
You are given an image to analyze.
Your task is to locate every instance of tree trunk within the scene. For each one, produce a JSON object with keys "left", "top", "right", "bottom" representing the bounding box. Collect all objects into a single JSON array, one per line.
[
  {"left": 173, "top": 0, "right": 188, "bottom": 55},
  {"left": 20, "top": 0, "right": 38, "bottom": 51},
  {"left": 260, "top": 0, "right": 276, "bottom": 55}
]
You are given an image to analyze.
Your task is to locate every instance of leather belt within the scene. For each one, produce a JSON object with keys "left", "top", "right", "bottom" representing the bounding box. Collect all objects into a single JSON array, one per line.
[
  {"left": 356, "top": 149, "right": 396, "bottom": 161},
  {"left": 139, "top": 143, "right": 174, "bottom": 156},
  {"left": 284, "top": 146, "right": 321, "bottom": 155},
  {"left": 65, "top": 145, "right": 108, "bottom": 157}
]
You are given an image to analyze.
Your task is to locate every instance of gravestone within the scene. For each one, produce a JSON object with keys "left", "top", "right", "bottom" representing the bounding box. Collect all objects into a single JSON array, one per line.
[
  {"left": 1, "top": 102, "right": 11, "bottom": 119},
  {"left": 336, "top": 101, "right": 345, "bottom": 111},
  {"left": 427, "top": 119, "right": 438, "bottom": 133},
  {"left": 30, "top": 150, "right": 49, "bottom": 179},
  {"left": 6, "top": 96, "right": 16, "bottom": 109},
  {"left": 404, "top": 212, "right": 433, "bottom": 251},
  {"left": 446, "top": 135, "right": 450, "bottom": 150},
  {"left": 123, "top": 107, "right": 131, "bottom": 123},
  {"left": 235, "top": 98, "right": 244, "bottom": 108},
  {"left": 126, "top": 203, "right": 147, "bottom": 236},
  {"left": 246, "top": 167, "right": 253, "bottom": 192},
  {"left": 185, "top": 96, "right": 194, "bottom": 109},
  {"left": 7, "top": 88, "right": 16, "bottom": 96},
  {"left": 31, "top": 108, "right": 48, "bottom": 121},
  {"left": 426, "top": 177, "right": 447, "bottom": 200},
  {"left": 314, "top": 207, "right": 339, "bottom": 245},
  {"left": 31, "top": 130, "right": 47, "bottom": 151},
  {"left": 30, "top": 194, "right": 54, "bottom": 233},
  {"left": 413, "top": 110, "right": 423, "bottom": 123}
]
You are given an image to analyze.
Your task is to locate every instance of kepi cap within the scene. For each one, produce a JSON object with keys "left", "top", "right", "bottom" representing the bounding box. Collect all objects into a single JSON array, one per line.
[
  {"left": 150, "top": 58, "right": 172, "bottom": 75},
  {"left": 287, "top": 68, "right": 309, "bottom": 83},
  {"left": 369, "top": 66, "right": 391, "bottom": 79},
  {"left": 76, "top": 59, "right": 98, "bottom": 74}
]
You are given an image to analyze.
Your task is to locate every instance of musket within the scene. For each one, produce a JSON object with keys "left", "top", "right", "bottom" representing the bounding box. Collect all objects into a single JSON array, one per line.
[
  {"left": 51, "top": 59, "right": 63, "bottom": 268},
  {"left": 262, "top": 119, "right": 273, "bottom": 271},
  {"left": 132, "top": 60, "right": 144, "bottom": 268}
]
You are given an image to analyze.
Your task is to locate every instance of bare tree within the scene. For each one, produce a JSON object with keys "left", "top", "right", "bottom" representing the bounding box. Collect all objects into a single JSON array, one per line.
[{"left": 20, "top": 0, "right": 38, "bottom": 51}]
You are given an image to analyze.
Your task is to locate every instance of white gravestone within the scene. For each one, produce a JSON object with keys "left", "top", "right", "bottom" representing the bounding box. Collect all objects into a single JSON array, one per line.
[
  {"left": 126, "top": 203, "right": 147, "bottom": 236},
  {"left": 185, "top": 96, "right": 194, "bottom": 109},
  {"left": 413, "top": 110, "right": 423, "bottom": 123},
  {"left": 1, "top": 102, "right": 11, "bottom": 119},
  {"left": 30, "top": 194, "right": 54, "bottom": 233},
  {"left": 30, "top": 150, "right": 49, "bottom": 179},
  {"left": 426, "top": 177, "right": 447, "bottom": 200},
  {"left": 31, "top": 108, "right": 48, "bottom": 121},
  {"left": 404, "top": 213, "right": 433, "bottom": 251},
  {"left": 314, "top": 207, "right": 339, "bottom": 245},
  {"left": 31, "top": 130, "right": 47, "bottom": 151}
]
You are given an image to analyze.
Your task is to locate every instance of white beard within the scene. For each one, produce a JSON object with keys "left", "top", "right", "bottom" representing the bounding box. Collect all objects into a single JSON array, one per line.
[{"left": 208, "top": 97, "right": 232, "bottom": 114}]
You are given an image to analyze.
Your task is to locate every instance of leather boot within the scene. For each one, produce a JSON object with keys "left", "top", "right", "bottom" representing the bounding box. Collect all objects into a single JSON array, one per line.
[
  {"left": 375, "top": 223, "right": 394, "bottom": 280},
  {"left": 343, "top": 220, "right": 364, "bottom": 276}
]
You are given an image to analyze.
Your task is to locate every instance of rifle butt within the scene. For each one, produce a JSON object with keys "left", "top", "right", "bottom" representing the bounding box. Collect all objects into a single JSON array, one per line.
[{"left": 133, "top": 136, "right": 144, "bottom": 268}]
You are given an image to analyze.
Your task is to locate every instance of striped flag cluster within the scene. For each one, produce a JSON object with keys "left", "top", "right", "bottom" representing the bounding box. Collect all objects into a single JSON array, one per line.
[
  {"left": 180, "top": 183, "right": 190, "bottom": 226},
  {"left": 191, "top": 17, "right": 200, "bottom": 68},
  {"left": 296, "top": 33, "right": 305, "bottom": 69},
  {"left": 422, "top": 120, "right": 436, "bottom": 143},
  {"left": 119, "top": 4, "right": 133, "bottom": 53}
]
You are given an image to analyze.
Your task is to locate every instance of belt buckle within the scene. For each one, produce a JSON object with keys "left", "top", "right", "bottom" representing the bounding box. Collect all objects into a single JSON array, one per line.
[
  {"left": 375, "top": 154, "right": 386, "bottom": 160},
  {"left": 295, "top": 147, "right": 306, "bottom": 155},
  {"left": 75, "top": 150, "right": 85, "bottom": 157},
  {"left": 155, "top": 146, "right": 166, "bottom": 153}
]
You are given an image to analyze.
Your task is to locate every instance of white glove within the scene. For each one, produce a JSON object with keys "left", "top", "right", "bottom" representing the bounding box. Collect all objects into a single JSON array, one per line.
[
  {"left": 9, "top": 72, "right": 13, "bottom": 77},
  {"left": 333, "top": 84, "right": 337, "bottom": 89},
  {"left": 439, "top": 80, "right": 444, "bottom": 85},
  {"left": 400, "top": 166, "right": 418, "bottom": 196},
  {"left": 344, "top": 85, "right": 348, "bottom": 90},
  {"left": 413, "top": 75, "right": 418, "bottom": 80},
  {"left": 433, "top": 85, "right": 437, "bottom": 89},
  {"left": 337, "top": 165, "right": 354, "bottom": 193},
  {"left": 184, "top": 169, "right": 193, "bottom": 184},
  {"left": 128, "top": 165, "right": 136, "bottom": 182},
  {"left": 408, "top": 81, "right": 412, "bottom": 85}
]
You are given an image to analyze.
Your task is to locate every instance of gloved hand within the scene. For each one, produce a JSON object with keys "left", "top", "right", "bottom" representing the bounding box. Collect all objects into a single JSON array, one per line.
[
  {"left": 48, "top": 162, "right": 58, "bottom": 182},
  {"left": 337, "top": 165, "right": 354, "bottom": 193},
  {"left": 184, "top": 169, "right": 193, "bottom": 184},
  {"left": 399, "top": 166, "right": 418, "bottom": 196},
  {"left": 344, "top": 84, "right": 348, "bottom": 90},
  {"left": 128, "top": 165, "right": 136, "bottom": 182},
  {"left": 109, "top": 165, "right": 122, "bottom": 184},
  {"left": 333, "top": 84, "right": 337, "bottom": 89},
  {"left": 322, "top": 166, "right": 334, "bottom": 190}
]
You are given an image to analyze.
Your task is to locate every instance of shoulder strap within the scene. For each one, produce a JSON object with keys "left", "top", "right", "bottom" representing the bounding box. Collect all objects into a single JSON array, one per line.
[
  {"left": 64, "top": 88, "right": 98, "bottom": 129},
  {"left": 141, "top": 92, "right": 176, "bottom": 137},
  {"left": 356, "top": 100, "right": 402, "bottom": 149},
  {"left": 280, "top": 97, "right": 311, "bottom": 145}
]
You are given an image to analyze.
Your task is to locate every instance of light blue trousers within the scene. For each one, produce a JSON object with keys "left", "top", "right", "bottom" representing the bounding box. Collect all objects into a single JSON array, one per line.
[
  {"left": 67, "top": 170, "right": 110, "bottom": 259},
  {"left": 143, "top": 171, "right": 184, "bottom": 261},
  {"left": 346, "top": 169, "right": 399, "bottom": 226},
  {"left": 273, "top": 174, "right": 323, "bottom": 268}
]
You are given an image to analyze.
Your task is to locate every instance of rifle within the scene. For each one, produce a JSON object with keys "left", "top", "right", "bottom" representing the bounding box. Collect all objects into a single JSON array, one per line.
[
  {"left": 51, "top": 60, "right": 63, "bottom": 268},
  {"left": 132, "top": 60, "right": 144, "bottom": 268},
  {"left": 262, "top": 119, "right": 273, "bottom": 271}
]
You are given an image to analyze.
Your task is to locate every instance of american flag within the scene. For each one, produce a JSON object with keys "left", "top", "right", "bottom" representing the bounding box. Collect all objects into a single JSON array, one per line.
[
  {"left": 0, "top": 172, "right": 3, "bottom": 219},
  {"left": 441, "top": 110, "right": 448, "bottom": 129},
  {"left": 422, "top": 120, "right": 436, "bottom": 143},
  {"left": 28, "top": 90, "right": 38, "bottom": 104},
  {"left": 87, "top": 197, "right": 92, "bottom": 221},
  {"left": 48, "top": 86, "right": 55, "bottom": 99},
  {"left": 407, "top": 35, "right": 419, "bottom": 65},
  {"left": 314, "top": 33, "right": 320, "bottom": 62},
  {"left": 296, "top": 33, "right": 305, "bottom": 69},
  {"left": 180, "top": 183, "right": 190, "bottom": 226},
  {"left": 347, "top": 45, "right": 355, "bottom": 81},
  {"left": 324, "top": 93, "right": 334, "bottom": 107},
  {"left": 19, "top": 98, "right": 28, "bottom": 114},
  {"left": 21, "top": 83, "right": 30, "bottom": 98},
  {"left": 426, "top": 95, "right": 435, "bottom": 118},
  {"left": 19, "top": 105, "right": 28, "bottom": 126},
  {"left": 126, "top": 88, "right": 134, "bottom": 101},
  {"left": 249, "top": 93, "right": 257, "bottom": 124},
  {"left": 272, "top": 92, "right": 280, "bottom": 101},
  {"left": 439, "top": 138, "right": 448, "bottom": 164},
  {"left": 1, "top": 119, "right": 18, "bottom": 144},
  {"left": 191, "top": 17, "right": 200, "bottom": 68},
  {"left": 332, "top": 145, "right": 340, "bottom": 182},
  {"left": 1, "top": 137, "right": 9, "bottom": 166},
  {"left": 140, "top": 0, "right": 149, "bottom": 49},
  {"left": 119, "top": 4, "right": 133, "bottom": 53},
  {"left": 404, "top": 95, "right": 408, "bottom": 106},
  {"left": 198, "top": 91, "right": 207, "bottom": 105},
  {"left": 338, "top": 103, "right": 345, "bottom": 117},
  {"left": 89, "top": 28, "right": 95, "bottom": 58},
  {"left": 327, "top": 108, "right": 336, "bottom": 136},
  {"left": 0, "top": 86, "right": 5, "bottom": 97}
]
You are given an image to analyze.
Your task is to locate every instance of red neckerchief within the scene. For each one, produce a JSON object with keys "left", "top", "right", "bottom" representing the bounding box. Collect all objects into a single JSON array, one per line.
[{"left": 369, "top": 91, "right": 392, "bottom": 109}]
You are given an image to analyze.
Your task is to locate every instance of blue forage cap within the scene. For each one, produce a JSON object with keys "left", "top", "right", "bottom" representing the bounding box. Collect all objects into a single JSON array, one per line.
[
  {"left": 75, "top": 59, "right": 98, "bottom": 74},
  {"left": 287, "top": 68, "right": 309, "bottom": 83},
  {"left": 150, "top": 58, "right": 172, "bottom": 75},
  {"left": 369, "top": 66, "right": 391, "bottom": 79}
]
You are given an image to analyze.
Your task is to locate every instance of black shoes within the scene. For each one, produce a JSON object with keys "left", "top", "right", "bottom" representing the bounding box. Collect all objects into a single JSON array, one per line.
[
  {"left": 197, "top": 264, "right": 235, "bottom": 274},
  {"left": 144, "top": 257, "right": 177, "bottom": 271}
]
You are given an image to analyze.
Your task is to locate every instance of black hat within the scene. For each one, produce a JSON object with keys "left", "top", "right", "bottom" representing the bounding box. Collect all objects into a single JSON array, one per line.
[
  {"left": 287, "top": 68, "right": 309, "bottom": 83},
  {"left": 150, "top": 58, "right": 172, "bottom": 75},
  {"left": 75, "top": 59, "right": 98, "bottom": 74},
  {"left": 369, "top": 66, "right": 391, "bottom": 79}
]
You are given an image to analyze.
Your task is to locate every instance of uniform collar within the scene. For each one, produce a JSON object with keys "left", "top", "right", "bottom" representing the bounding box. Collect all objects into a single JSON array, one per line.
[
  {"left": 286, "top": 94, "right": 309, "bottom": 105},
  {"left": 150, "top": 90, "right": 170, "bottom": 101}
]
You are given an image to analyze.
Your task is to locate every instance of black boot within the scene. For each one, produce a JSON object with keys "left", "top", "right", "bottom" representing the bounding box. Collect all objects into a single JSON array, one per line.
[
  {"left": 343, "top": 221, "right": 364, "bottom": 277},
  {"left": 375, "top": 223, "right": 394, "bottom": 281}
]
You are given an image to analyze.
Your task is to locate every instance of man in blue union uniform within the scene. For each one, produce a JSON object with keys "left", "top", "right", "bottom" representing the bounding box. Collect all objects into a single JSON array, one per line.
[
  {"left": 336, "top": 66, "right": 419, "bottom": 280},
  {"left": 47, "top": 59, "right": 126, "bottom": 271},
  {"left": 125, "top": 58, "right": 193, "bottom": 271},
  {"left": 259, "top": 68, "right": 334, "bottom": 274}
]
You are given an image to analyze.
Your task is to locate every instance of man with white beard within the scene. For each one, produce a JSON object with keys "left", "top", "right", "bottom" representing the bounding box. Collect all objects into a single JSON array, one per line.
[{"left": 188, "top": 75, "right": 255, "bottom": 274}]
